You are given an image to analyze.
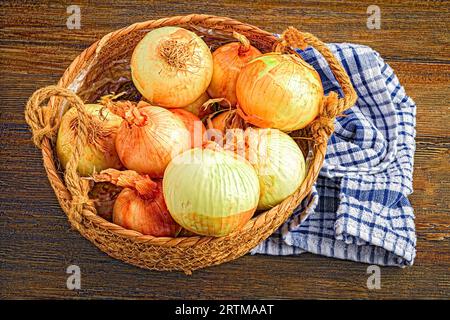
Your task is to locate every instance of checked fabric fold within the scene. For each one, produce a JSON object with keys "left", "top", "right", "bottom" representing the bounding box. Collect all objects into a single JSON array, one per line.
[{"left": 252, "top": 43, "right": 417, "bottom": 267}]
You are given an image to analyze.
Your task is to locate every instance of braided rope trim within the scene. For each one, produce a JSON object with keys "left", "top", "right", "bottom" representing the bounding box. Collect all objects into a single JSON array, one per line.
[{"left": 24, "top": 15, "right": 356, "bottom": 273}]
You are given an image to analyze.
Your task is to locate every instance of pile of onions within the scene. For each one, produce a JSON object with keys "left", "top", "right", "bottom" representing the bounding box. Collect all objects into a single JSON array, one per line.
[
  {"left": 236, "top": 53, "right": 323, "bottom": 132},
  {"left": 94, "top": 169, "right": 181, "bottom": 237},
  {"left": 113, "top": 101, "right": 191, "bottom": 177},
  {"left": 163, "top": 145, "right": 260, "bottom": 236},
  {"left": 131, "top": 26, "right": 213, "bottom": 108},
  {"left": 62, "top": 27, "right": 326, "bottom": 240},
  {"left": 56, "top": 104, "right": 123, "bottom": 176},
  {"left": 242, "top": 128, "right": 306, "bottom": 210},
  {"left": 207, "top": 32, "right": 261, "bottom": 107},
  {"left": 169, "top": 108, "right": 206, "bottom": 148}
]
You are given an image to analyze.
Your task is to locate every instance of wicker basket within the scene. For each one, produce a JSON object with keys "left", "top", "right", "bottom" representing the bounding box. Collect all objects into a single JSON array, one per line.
[{"left": 24, "top": 14, "right": 356, "bottom": 274}]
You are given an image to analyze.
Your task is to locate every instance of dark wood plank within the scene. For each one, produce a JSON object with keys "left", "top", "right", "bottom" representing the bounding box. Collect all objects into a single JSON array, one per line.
[
  {"left": 1, "top": 0, "right": 449, "bottom": 62},
  {"left": 0, "top": 0, "right": 449, "bottom": 299}
]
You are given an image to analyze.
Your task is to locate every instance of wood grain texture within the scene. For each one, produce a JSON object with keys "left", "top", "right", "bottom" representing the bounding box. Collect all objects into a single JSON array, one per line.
[{"left": 0, "top": 0, "right": 449, "bottom": 299}]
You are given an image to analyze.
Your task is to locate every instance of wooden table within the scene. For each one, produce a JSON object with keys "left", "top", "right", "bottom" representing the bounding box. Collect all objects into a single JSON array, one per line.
[{"left": 1, "top": 0, "right": 449, "bottom": 299}]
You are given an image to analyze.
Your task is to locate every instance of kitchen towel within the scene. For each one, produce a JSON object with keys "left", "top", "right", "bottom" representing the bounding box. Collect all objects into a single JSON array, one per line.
[{"left": 252, "top": 43, "right": 416, "bottom": 266}]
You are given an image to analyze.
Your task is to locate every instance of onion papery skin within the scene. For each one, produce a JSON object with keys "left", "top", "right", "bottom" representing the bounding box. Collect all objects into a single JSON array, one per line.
[
  {"left": 245, "top": 128, "right": 306, "bottom": 210},
  {"left": 56, "top": 104, "right": 123, "bottom": 176},
  {"left": 170, "top": 108, "right": 206, "bottom": 149},
  {"left": 163, "top": 148, "right": 260, "bottom": 237},
  {"left": 208, "top": 110, "right": 248, "bottom": 135},
  {"left": 113, "top": 181, "right": 181, "bottom": 237},
  {"left": 183, "top": 91, "right": 211, "bottom": 118},
  {"left": 207, "top": 42, "right": 261, "bottom": 107},
  {"left": 131, "top": 26, "right": 213, "bottom": 108},
  {"left": 236, "top": 53, "right": 323, "bottom": 132},
  {"left": 115, "top": 106, "right": 190, "bottom": 178},
  {"left": 210, "top": 111, "right": 229, "bottom": 134}
]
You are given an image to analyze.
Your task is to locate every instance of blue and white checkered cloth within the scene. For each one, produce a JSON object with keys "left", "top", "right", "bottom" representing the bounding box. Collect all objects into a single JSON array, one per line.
[{"left": 252, "top": 43, "right": 417, "bottom": 266}]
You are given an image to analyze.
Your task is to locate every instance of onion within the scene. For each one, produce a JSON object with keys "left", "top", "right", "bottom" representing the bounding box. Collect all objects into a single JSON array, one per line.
[
  {"left": 206, "top": 109, "right": 248, "bottom": 134},
  {"left": 183, "top": 91, "right": 212, "bottom": 118},
  {"left": 236, "top": 53, "right": 323, "bottom": 131},
  {"left": 114, "top": 102, "right": 191, "bottom": 177},
  {"left": 94, "top": 169, "right": 181, "bottom": 237},
  {"left": 208, "top": 110, "right": 230, "bottom": 134},
  {"left": 163, "top": 145, "right": 260, "bottom": 236},
  {"left": 242, "top": 128, "right": 306, "bottom": 210},
  {"left": 200, "top": 98, "right": 247, "bottom": 143},
  {"left": 131, "top": 26, "right": 213, "bottom": 108},
  {"left": 170, "top": 108, "right": 206, "bottom": 148},
  {"left": 56, "top": 104, "right": 123, "bottom": 176},
  {"left": 207, "top": 32, "right": 261, "bottom": 107}
]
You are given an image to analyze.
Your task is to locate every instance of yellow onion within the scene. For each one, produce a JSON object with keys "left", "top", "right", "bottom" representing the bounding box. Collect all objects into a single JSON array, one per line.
[
  {"left": 207, "top": 32, "right": 261, "bottom": 107},
  {"left": 207, "top": 109, "right": 248, "bottom": 134},
  {"left": 236, "top": 53, "right": 323, "bottom": 132},
  {"left": 209, "top": 111, "right": 228, "bottom": 133},
  {"left": 243, "top": 128, "right": 306, "bottom": 210},
  {"left": 131, "top": 26, "right": 213, "bottom": 108},
  {"left": 56, "top": 104, "right": 123, "bottom": 176},
  {"left": 163, "top": 146, "right": 260, "bottom": 237},
  {"left": 94, "top": 169, "right": 181, "bottom": 237},
  {"left": 183, "top": 91, "right": 212, "bottom": 118},
  {"left": 170, "top": 108, "right": 206, "bottom": 148},
  {"left": 114, "top": 102, "right": 190, "bottom": 178}
]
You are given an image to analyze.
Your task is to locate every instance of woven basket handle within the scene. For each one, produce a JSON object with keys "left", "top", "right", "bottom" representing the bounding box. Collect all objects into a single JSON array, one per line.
[
  {"left": 25, "top": 86, "right": 92, "bottom": 229},
  {"left": 274, "top": 27, "right": 357, "bottom": 123}
]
